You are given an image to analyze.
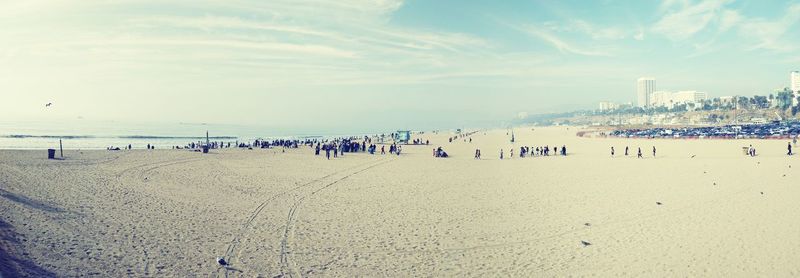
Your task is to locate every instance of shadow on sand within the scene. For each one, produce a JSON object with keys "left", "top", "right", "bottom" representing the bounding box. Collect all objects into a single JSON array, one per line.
[
  {"left": 0, "top": 219, "right": 57, "bottom": 277},
  {"left": 0, "top": 189, "right": 65, "bottom": 213}
]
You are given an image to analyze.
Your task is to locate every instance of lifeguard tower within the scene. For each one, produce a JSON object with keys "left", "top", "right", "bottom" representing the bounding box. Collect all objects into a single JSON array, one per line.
[{"left": 395, "top": 130, "right": 411, "bottom": 144}]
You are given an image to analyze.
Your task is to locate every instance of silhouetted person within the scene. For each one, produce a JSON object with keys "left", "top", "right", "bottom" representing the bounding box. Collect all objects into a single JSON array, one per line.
[
  {"left": 788, "top": 142, "right": 793, "bottom": 155},
  {"left": 611, "top": 146, "right": 615, "bottom": 157},
  {"left": 637, "top": 148, "right": 642, "bottom": 158}
]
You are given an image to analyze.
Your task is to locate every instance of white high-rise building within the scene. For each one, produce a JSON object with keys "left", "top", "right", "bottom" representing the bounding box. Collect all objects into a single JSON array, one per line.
[
  {"left": 637, "top": 77, "right": 656, "bottom": 107},
  {"left": 792, "top": 71, "right": 800, "bottom": 106}
]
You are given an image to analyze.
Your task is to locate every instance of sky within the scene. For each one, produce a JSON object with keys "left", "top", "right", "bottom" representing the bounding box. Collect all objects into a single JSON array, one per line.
[{"left": 1, "top": 0, "right": 799, "bottom": 132}]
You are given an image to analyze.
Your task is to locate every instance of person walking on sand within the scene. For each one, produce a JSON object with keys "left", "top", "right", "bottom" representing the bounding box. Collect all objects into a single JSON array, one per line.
[
  {"left": 788, "top": 142, "right": 793, "bottom": 156},
  {"left": 625, "top": 146, "right": 629, "bottom": 156},
  {"left": 475, "top": 149, "right": 481, "bottom": 159},
  {"left": 510, "top": 148, "right": 514, "bottom": 158},
  {"left": 652, "top": 146, "right": 656, "bottom": 157},
  {"left": 611, "top": 146, "right": 615, "bottom": 157},
  {"left": 325, "top": 147, "right": 331, "bottom": 160},
  {"left": 637, "top": 148, "right": 643, "bottom": 158},
  {"left": 500, "top": 149, "right": 504, "bottom": 160}
]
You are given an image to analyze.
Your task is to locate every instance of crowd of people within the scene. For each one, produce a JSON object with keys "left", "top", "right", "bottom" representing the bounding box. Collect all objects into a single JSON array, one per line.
[
  {"left": 496, "top": 145, "right": 568, "bottom": 159},
  {"left": 309, "top": 136, "right": 405, "bottom": 160}
]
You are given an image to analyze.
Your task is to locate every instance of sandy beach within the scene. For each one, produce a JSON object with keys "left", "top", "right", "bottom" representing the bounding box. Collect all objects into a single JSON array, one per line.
[{"left": 2, "top": 126, "right": 800, "bottom": 276}]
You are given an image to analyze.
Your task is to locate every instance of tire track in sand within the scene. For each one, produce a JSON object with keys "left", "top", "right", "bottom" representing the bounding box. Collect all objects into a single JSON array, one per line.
[
  {"left": 278, "top": 159, "right": 392, "bottom": 278},
  {"left": 216, "top": 158, "right": 391, "bottom": 277}
]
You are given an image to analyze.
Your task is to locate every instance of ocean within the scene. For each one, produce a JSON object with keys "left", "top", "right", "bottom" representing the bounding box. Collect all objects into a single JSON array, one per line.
[{"left": 0, "top": 120, "right": 388, "bottom": 150}]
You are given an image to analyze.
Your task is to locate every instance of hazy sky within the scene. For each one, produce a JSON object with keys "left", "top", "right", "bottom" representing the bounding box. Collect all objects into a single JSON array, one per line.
[{"left": 1, "top": 0, "right": 799, "bottom": 131}]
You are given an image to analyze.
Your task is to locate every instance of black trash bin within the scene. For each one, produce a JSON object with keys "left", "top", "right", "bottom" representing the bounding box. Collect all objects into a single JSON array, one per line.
[
  {"left": 203, "top": 146, "right": 209, "bottom": 153},
  {"left": 47, "top": 149, "right": 56, "bottom": 159}
]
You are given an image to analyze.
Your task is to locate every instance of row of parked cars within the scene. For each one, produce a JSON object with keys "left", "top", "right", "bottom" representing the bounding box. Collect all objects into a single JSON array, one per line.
[{"left": 610, "top": 121, "right": 800, "bottom": 139}]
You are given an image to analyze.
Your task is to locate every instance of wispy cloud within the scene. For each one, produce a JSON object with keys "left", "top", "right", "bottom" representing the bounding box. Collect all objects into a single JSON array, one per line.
[
  {"left": 570, "top": 20, "right": 628, "bottom": 40},
  {"left": 514, "top": 24, "right": 613, "bottom": 57},
  {"left": 652, "top": 0, "right": 733, "bottom": 41},
  {"left": 736, "top": 3, "right": 800, "bottom": 52}
]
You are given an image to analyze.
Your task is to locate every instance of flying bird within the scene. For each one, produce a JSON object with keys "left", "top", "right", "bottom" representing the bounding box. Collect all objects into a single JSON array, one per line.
[
  {"left": 45, "top": 102, "right": 52, "bottom": 107},
  {"left": 580, "top": 240, "right": 592, "bottom": 247}
]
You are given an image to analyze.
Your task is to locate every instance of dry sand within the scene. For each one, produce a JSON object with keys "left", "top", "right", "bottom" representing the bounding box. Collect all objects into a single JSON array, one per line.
[{"left": 1, "top": 126, "right": 800, "bottom": 277}]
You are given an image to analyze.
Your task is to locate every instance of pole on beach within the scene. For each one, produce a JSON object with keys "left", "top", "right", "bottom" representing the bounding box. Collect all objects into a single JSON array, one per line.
[
  {"left": 203, "top": 131, "right": 210, "bottom": 154},
  {"left": 59, "top": 139, "right": 63, "bottom": 158}
]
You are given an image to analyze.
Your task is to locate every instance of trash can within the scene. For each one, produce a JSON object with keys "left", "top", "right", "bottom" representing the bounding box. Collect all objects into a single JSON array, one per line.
[
  {"left": 47, "top": 149, "right": 56, "bottom": 159},
  {"left": 203, "top": 146, "right": 209, "bottom": 153}
]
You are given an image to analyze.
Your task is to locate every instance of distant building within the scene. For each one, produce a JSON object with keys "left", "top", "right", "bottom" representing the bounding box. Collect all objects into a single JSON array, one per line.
[
  {"left": 792, "top": 71, "right": 800, "bottom": 105},
  {"left": 648, "top": 90, "right": 707, "bottom": 108},
  {"left": 650, "top": 91, "right": 672, "bottom": 108},
  {"left": 598, "top": 101, "right": 619, "bottom": 111},
  {"left": 672, "top": 91, "right": 708, "bottom": 104},
  {"left": 637, "top": 77, "right": 656, "bottom": 107}
]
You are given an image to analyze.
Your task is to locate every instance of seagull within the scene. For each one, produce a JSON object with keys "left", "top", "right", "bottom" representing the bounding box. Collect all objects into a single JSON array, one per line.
[
  {"left": 580, "top": 240, "right": 592, "bottom": 247},
  {"left": 691, "top": 155, "right": 696, "bottom": 158},
  {"left": 584, "top": 223, "right": 591, "bottom": 227},
  {"left": 45, "top": 102, "right": 52, "bottom": 107},
  {"left": 216, "top": 257, "right": 229, "bottom": 267},
  {"left": 656, "top": 202, "right": 663, "bottom": 205}
]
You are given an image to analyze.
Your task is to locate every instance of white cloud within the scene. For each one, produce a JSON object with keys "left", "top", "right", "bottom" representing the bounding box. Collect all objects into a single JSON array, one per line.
[
  {"left": 571, "top": 20, "right": 628, "bottom": 40},
  {"left": 517, "top": 25, "right": 612, "bottom": 57},
  {"left": 733, "top": 3, "right": 800, "bottom": 52},
  {"left": 652, "top": 0, "right": 733, "bottom": 41},
  {"left": 634, "top": 28, "right": 646, "bottom": 41},
  {"left": 718, "top": 10, "right": 742, "bottom": 31}
]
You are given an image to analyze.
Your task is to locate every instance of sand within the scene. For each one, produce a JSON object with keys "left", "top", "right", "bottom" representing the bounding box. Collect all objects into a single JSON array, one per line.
[{"left": 1, "top": 126, "right": 800, "bottom": 277}]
